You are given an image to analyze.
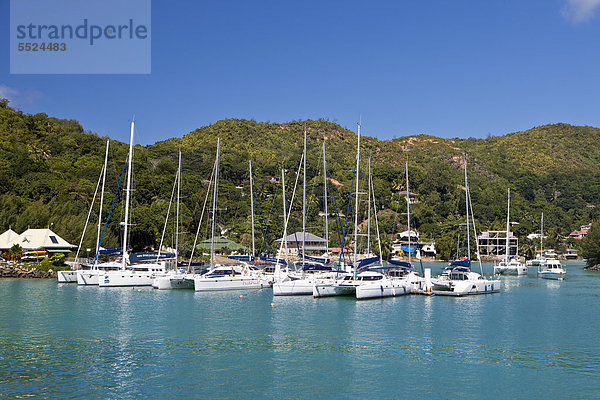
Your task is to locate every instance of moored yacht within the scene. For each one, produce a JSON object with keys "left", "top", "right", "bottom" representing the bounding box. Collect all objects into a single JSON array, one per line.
[
  {"left": 274, "top": 262, "right": 347, "bottom": 296},
  {"left": 537, "top": 259, "right": 566, "bottom": 280},
  {"left": 193, "top": 263, "right": 266, "bottom": 291},
  {"left": 57, "top": 270, "right": 78, "bottom": 283},
  {"left": 77, "top": 261, "right": 121, "bottom": 285},
  {"left": 432, "top": 157, "right": 501, "bottom": 296},
  {"left": 431, "top": 262, "right": 501, "bottom": 296},
  {"left": 99, "top": 262, "right": 167, "bottom": 287},
  {"left": 493, "top": 188, "right": 527, "bottom": 276},
  {"left": 494, "top": 257, "right": 527, "bottom": 276},
  {"left": 355, "top": 270, "right": 412, "bottom": 300},
  {"left": 97, "top": 121, "right": 167, "bottom": 288}
]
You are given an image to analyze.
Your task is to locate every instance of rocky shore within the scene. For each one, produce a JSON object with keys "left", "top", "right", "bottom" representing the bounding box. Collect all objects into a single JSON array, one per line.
[
  {"left": 0, "top": 266, "right": 57, "bottom": 279},
  {"left": 584, "top": 264, "right": 600, "bottom": 271}
]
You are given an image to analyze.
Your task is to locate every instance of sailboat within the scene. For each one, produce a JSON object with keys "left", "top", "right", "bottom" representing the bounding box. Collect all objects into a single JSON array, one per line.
[
  {"left": 99, "top": 121, "right": 167, "bottom": 287},
  {"left": 535, "top": 214, "right": 566, "bottom": 280},
  {"left": 154, "top": 151, "right": 189, "bottom": 289},
  {"left": 431, "top": 156, "right": 501, "bottom": 296},
  {"left": 354, "top": 159, "right": 418, "bottom": 299},
  {"left": 526, "top": 213, "right": 545, "bottom": 268},
  {"left": 59, "top": 141, "right": 112, "bottom": 283},
  {"left": 313, "top": 127, "right": 399, "bottom": 298},
  {"left": 494, "top": 188, "right": 527, "bottom": 275},
  {"left": 356, "top": 160, "right": 421, "bottom": 299},
  {"left": 193, "top": 138, "right": 266, "bottom": 291},
  {"left": 273, "top": 132, "right": 346, "bottom": 296},
  {"left": 537, "top": 258, "right": 566, "bottom": 280},
  {"left": 77, "top": 140, "right": 124, "bottom": 285}
]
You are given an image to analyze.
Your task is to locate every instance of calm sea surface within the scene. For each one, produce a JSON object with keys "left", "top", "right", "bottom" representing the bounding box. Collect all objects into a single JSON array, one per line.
[{"left": 1, "top": 261, "right": 599, "bottom": 399}]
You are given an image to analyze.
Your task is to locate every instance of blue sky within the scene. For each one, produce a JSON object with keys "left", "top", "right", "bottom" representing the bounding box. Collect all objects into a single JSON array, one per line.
[{"left": 2, "top": 0, "right": 600, "bottom": 145}]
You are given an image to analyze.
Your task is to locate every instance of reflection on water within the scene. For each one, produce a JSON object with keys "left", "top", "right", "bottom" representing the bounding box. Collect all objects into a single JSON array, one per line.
[{"left": 0, "top": 262, "right": 599, "bottom": 399}]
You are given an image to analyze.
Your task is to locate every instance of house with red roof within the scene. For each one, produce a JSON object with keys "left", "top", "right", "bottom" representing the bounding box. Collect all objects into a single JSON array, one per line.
[{"left": 569, "top": 223, "right": 592, "bottom": 240}]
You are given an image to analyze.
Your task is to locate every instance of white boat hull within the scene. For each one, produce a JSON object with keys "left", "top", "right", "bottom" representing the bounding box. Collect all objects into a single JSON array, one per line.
[
  {"left": 98, "top": 265, "right": 164, "bottom": 287},
  {"left": 57, "top": 270, "right": 78, "bottom": 283},
  {"left": 273, "top": 279, "right": 315, "bottom": 296},
  {"left": 494, "top": 265, "right": 528, "bottom": 275},
  {"left": 432, "top": 278, "right": 501, "bottom": 296},
  {"left": 355, "top": 280, "right": 410, "bottom": 300},
  {"left": 538, "top": 271, "right": 566, "bottom": 280},
  {"left": 77, "top": 270, "right": 99, "bottom": 285},
  {"left": 313, "top": 282, "right": 356, "bottom": 297},
  {"left": 194, "top": 276, "right": 265, "bottom": 291}
]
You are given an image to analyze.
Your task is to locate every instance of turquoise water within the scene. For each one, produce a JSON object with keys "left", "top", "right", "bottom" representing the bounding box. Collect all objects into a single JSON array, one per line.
[{"left": 1, "top": 261, "right": 599, "bottom": 399}]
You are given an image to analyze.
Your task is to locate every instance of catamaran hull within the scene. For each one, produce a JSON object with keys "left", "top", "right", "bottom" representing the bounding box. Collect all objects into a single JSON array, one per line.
[
  {"left": 538, "top": 271, "right": 566, "bottom": 280},
  {"left": 99, "top": 270, "right": 161, "bottom": 287},
  {"left": 432, "top": 279, "right": 501, "bottom": 296},
  {"left": 494, "top": 266, "right": 528, "bottom": 275},
  {"left": 313, "top": 284, "right": 356, "bottom": 298},
  {"left": 77, "top": 270, "right": 100, "bottom": 285},
  {"left": 355, "top": 281, "right": 410, "bottom": 300},
  {"left": 273, "top": 279, "right": 314, "bottom": 296},
  {"left": 57, "top": 270, "right": 78, "bottom": 283},
  {"left": 194, "top": 276, "right": 265, "bottom": 291}
]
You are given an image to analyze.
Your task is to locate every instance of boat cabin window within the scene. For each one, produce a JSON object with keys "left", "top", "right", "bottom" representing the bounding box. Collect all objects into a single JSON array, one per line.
[
  {"left": 450, "top": 273, "right": 466, "bottom": 280},
  {"left": 360, "top": 275, "right": 382, "bottom": 281}
]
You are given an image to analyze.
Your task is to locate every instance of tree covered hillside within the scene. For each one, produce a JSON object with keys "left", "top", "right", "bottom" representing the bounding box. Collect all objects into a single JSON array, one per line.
[{"left": 1, "top": 98, "right": 598, "bottom": 260}]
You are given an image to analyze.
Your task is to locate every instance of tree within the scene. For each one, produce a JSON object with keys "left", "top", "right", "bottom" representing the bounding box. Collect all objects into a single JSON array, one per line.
[
  {"left": 9, "top": 244, "right": 22, "bottom": 261},
  {"left": 581, "top": 223, "right": 600, "bottom": 268}
]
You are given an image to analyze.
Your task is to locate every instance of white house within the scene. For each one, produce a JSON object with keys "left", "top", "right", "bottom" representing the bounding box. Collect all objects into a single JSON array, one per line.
[{"left": 0, "top": 228, "right": 76, "bottom": 255}]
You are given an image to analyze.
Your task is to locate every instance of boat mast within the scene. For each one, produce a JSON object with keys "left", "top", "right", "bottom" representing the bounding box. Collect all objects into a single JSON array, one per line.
[
  {"left": 505, "top": 188, "right": 510, "bottom": 260},
  {"left": 406, "top": 160, "right": 411, "bottom": 265},
  {"left": 176, "top": 150, "right": 181, "bottom": 266},
  {"left": 249, "top": 159, "right": 255, "bottom": 263},
  {"left": 367, "top": 156, "right": 372, "bottom": 255},
  {"left": 540, "top": 212, "right": 544, "bottom": 259},
  {"left": 322, "top": 142, "right": 329, "bottom": 256},
  {"left": 94, "top": 140, "right": 109, "bottom": 269},
  {"left": 210, "top": 138, "right": 220, "bottom": 268},
  {"left": 282, "top": 168, "right": 288, "bottom": 269},
  {"left": 353, "top": 123, "right": 361, "bottom": 268},
  {"left": 464, "top": 156, "right": 470, "bottom": 260},
  {"left": 370, "top": 160, "right": 383, "bottom": 260},
  {"left": 122, "top": 121, "right": 135, "bottom": 270},
  {"left": 302, "top": 130, "right": 307, "bottom": 265}
]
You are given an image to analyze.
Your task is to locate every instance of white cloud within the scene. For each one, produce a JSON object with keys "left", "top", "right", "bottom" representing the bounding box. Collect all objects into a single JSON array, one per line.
[
  {"left": 0, "top": 85, "right": 19, "bottom": 101},
  {"left": 0, "top": 85, "right": 43, "bottom": 106},
  {"left": 563, "top": 0, "right": 600, "bottom": 22}
]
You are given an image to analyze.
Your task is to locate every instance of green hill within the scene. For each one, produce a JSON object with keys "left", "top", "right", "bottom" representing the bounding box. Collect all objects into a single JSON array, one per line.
[{"left": 1, "top": 98, "right": 597, "bottom": 259}]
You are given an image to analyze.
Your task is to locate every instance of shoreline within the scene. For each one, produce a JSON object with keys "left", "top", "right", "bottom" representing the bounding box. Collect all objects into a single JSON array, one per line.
[{"left": 0, "top": 266, "right": 57, "bottom": 279}]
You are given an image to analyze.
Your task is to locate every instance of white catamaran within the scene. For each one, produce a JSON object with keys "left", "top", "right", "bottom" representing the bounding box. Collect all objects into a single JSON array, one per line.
[
  {"left": 194, "top": 138, "right": 266, "bottom": 291},
  {"left": 99, "top": 121, "right": 166, "bottom": 287},
  {"left": 431, "top": 157, "right": 501, "bottom": 296},
  {"left": 494, "top": 188, "right": 527, "bottom": 275}
]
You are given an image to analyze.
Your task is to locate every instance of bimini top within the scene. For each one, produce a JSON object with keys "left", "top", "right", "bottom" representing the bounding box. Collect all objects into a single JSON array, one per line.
[
  {"left": 356, "top": 256, "right": 380, "bottom": 270},
  {"left": 387, "top": 259, "right": 413, "bottom": 269},
  {"left": 297, "top": 261, "right": 333, "bottom": 272},
  {"left": 299, "top": 253, "right": 330, "bottom": 264},
  {"left": 259, "top": 255, "right": 287, "bottom": 265},
  {"left": 450, "top": 259, "right": 471, "bottom": 268}
]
